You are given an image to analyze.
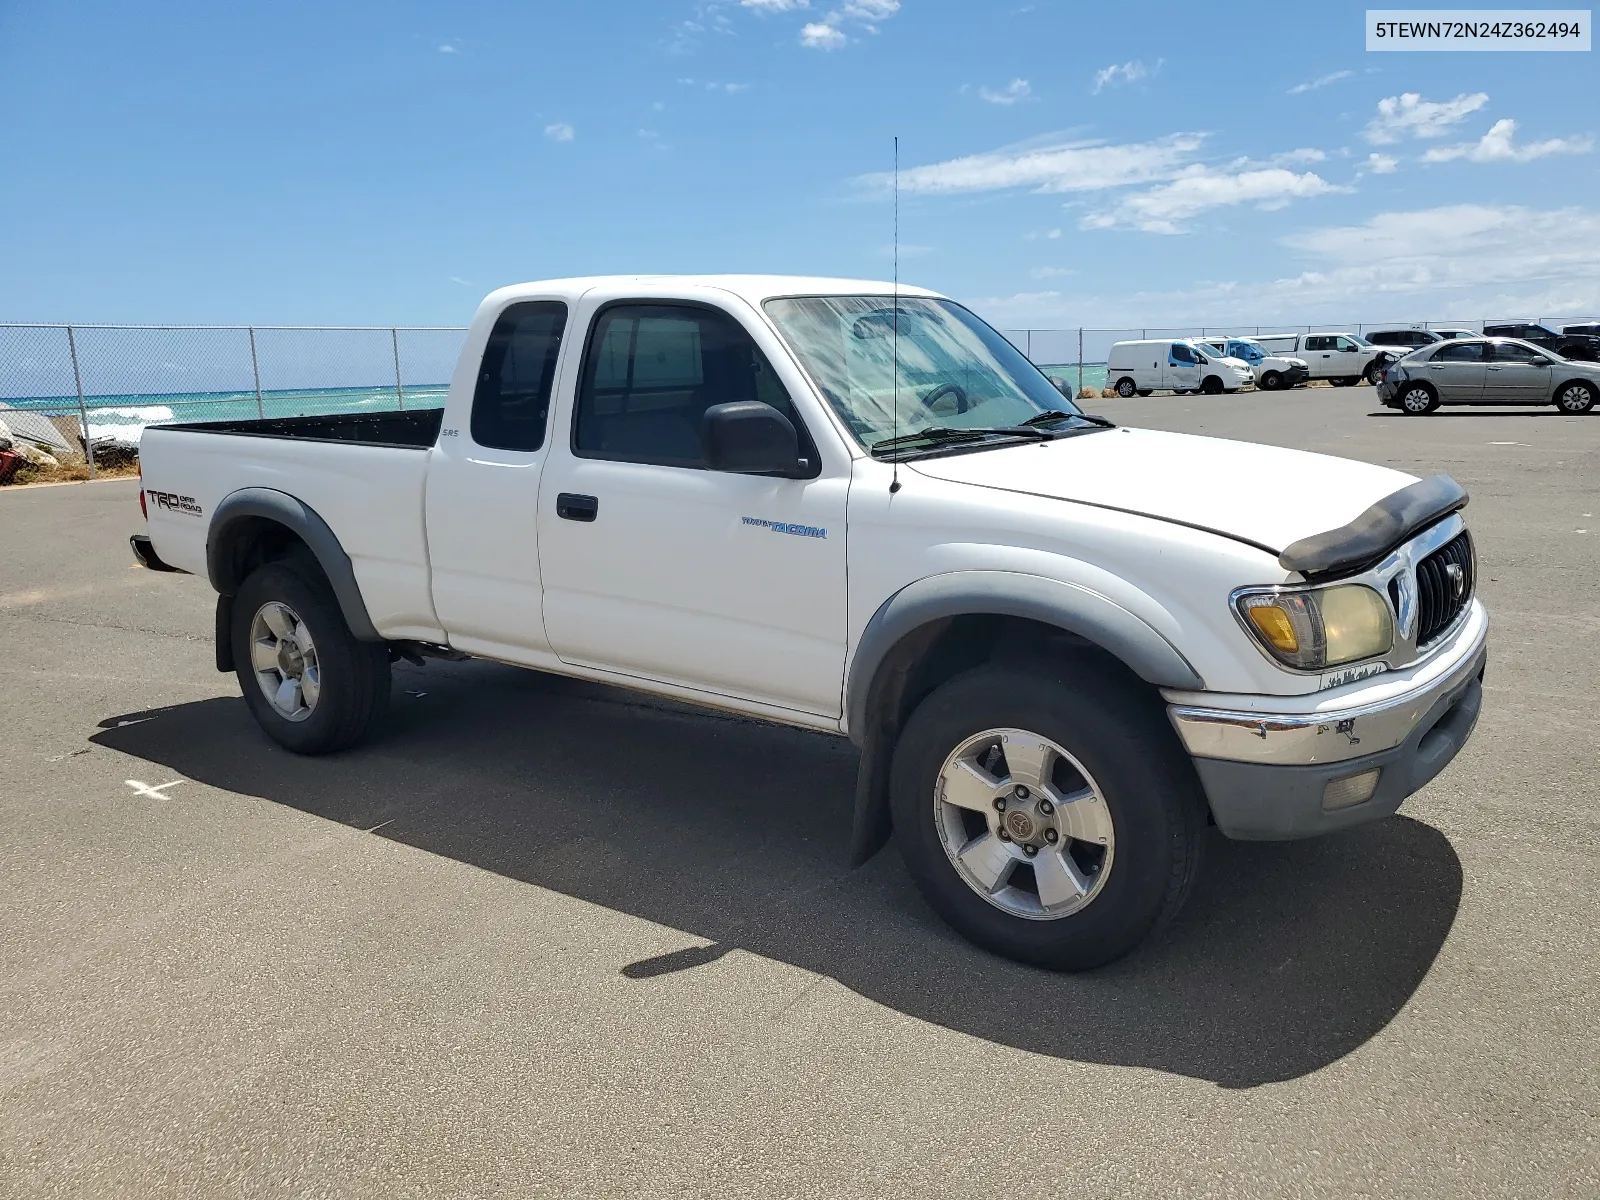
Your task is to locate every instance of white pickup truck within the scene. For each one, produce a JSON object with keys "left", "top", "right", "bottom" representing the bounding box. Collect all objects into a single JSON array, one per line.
[{"left": 133, "top": 275, "right": 1488, "bottom": 970}]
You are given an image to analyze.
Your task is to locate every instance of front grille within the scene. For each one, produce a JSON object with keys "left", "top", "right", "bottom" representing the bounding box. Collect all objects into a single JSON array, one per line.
[{"left": 1415, "top": 531, "right": 1474, "bottom": 647}]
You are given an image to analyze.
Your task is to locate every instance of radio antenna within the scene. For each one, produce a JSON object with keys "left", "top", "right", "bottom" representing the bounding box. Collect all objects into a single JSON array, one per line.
[{"left": 890, "top": 134, "right": 901, "bottom": 495}]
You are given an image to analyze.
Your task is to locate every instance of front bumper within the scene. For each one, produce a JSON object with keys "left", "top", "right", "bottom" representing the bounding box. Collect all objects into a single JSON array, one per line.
[
  {"left": 1166, "top": 616, "right": 1487, "bottom": 839},
  {"left": 1280, "top": 365, "right": 1310, "bottom": 387}
]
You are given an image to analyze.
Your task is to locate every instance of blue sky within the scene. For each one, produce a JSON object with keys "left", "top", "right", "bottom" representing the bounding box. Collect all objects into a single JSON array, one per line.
[{"left": 2, "top": 0, "right": 1596, "bottom": 329}]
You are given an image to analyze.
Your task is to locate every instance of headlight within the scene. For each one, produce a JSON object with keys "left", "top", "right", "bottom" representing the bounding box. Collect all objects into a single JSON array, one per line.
[{"left": 1235, "top": 584, "right": 1393, "bottom": 670}]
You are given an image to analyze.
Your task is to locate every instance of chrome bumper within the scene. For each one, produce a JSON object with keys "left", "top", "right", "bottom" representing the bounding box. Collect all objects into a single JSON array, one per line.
[{"left": 1168, "top": 616, "right": 1488, "bottom": 767}]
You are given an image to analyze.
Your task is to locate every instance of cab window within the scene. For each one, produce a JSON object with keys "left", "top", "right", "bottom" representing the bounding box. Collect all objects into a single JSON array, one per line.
[
  {"left": 471, "top": 301, "right": 568, "bottom": 452},
  {"left": 1169, "top": 343, "right": 1197, "bottom": 365},
  {"left": 1304, "top": 335, "right": 1332, "bottom": 351},
  {"left": 573, "top": 302, "right": 807, "bottom": 468}
]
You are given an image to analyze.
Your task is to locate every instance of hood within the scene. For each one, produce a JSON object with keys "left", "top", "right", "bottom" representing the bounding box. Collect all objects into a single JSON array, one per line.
[{"left": 906, "top": 426, "right": 1416, "bottom": 555}]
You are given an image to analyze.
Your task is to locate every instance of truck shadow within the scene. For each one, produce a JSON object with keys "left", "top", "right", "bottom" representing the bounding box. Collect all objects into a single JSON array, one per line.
[{"left": 90, "top": 659, "right": 1463, "bottom": 1090}]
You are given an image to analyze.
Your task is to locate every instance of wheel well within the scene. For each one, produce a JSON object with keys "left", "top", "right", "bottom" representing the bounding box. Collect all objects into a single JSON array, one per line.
[
  {"left": 1554, "top": 377, "right": 1596, "bottom": 399},
  {"left": 863, "top": 614, "right": 1157, "bottom": 748},
  {"left": 212, "top": 516, "right": 317, "bottom": 595}
]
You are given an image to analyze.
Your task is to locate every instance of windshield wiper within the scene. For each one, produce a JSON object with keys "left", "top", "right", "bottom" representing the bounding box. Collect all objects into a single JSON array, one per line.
[
  {"left": 1021, "top": 409, "right": 1117, "bottom": 429},
  {"left": 871, "top": 425, "right": 1056, "bottom": 455}
]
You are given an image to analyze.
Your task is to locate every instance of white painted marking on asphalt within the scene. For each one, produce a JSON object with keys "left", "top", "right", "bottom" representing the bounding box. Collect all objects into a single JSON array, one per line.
[
  {"left": 125, "top": 779, "right": 184, "bottom": 800},
  {"left": 1488, "top": 441, "right": 1530, "bottom": 446}
]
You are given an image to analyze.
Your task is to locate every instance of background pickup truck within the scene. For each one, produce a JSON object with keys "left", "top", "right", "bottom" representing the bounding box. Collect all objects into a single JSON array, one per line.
[
  {"left": 1481, "top": 322, "right": 1600, "bottom": 363},
  {"left": 134, "top": 274, "right": 1489, "bottom": 970}
]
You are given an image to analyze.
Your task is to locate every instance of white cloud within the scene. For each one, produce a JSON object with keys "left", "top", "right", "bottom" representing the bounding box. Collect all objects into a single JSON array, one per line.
[
  {"left": 1047, "top": 228, "right": 1061, "bottom": 239},
  {"left": 1093, "top": 59, "right": 1158, "bottom": 94},
  {"left": 801, "top": 20, "right": 847, "bottom": 47},
  {"left": 1029, "top": 266, "right": 1076, "bottom": 279},
  {"left": 437, "top": 42, "right": 459, "bottom": 54},
  {"left": 795, "top": 0, "right": 898, "bottom": 49},
  {"left": 1287, "top": 70, "right": 1352, "bottom": 95},
  {"left": 1421, "top": 118, "right": 1593, "bottom": 164},
  {"left": 1081, "top": 165, "right": 1345, "bottom": 233},
  {"left": 740, "top": 0, "right": 808, "bottom": 9},
  {"left": 1363, "top": 92, "right": 1489, "bottom": 144},
  {"left": 1362, "top": 152, "right": 1399, "bottom": 174},
  {"left": 1268, "top": 147, "right": 1327, "bottom": 165},
  {"left": 978, "top": 79, "right": 1032, "bottom": 105},
  {"left": 544, "top": 123, "right": 575, "bottom": 142},
  {"left": 856, "top": 133, "right": 1206, "bottom": 196}
]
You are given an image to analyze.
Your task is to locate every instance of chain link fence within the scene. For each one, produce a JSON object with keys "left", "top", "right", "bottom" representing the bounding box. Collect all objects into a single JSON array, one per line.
[
  {"left": 0, "top": 324, "right": 466, "bottom": 478},
  {"left": 1001, "top": 316, "right": 1600, "bottom": 396},
  {"left": 5, "top": 313, "right": 1598, "bottom": 479}
]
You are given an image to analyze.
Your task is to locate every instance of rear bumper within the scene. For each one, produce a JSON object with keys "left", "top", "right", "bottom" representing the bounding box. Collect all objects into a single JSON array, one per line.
[
  {"left": 129, "top": 533, "right": 187, "bottom": 573},
  {"left": 1167, "top": 618, "right": 1487, "bottom": 840}
]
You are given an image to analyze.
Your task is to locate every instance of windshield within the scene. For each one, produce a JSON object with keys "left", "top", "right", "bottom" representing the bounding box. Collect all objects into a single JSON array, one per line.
[
  {"left": 763, "top": 295, "right": 1083, "bottom": 450},
  {"left": 1345, "top": 333, "right": 1372, "bottom": 347},
  {"left": 1228, "top": 340, "right": 1265, "bottom": 361}
]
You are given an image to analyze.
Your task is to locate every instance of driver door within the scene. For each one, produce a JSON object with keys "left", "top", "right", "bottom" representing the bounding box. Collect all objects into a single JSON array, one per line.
[
  {"left": 1484, "top": 340, "right": 1552, "bottom": 403},
  {"left": 536, "top": 298, "right": 850, "bottom": 718}
]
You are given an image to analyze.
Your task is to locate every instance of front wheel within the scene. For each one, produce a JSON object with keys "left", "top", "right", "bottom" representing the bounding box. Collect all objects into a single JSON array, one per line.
[
  {"left": 1364, "top": 360, "right": 1387, "bottom": 385},
  {"left": 1555, "top": 381, "right": 1596, "bottom": 414},
  {"left": 890, "top": 663, "right": 1207, "bottom": 971},
  {"left": 1200, "top": 375, "right": 1224, "bottom": 395},
  {"left": 1259, "top": 370, "right": 1282, "bottom": 391},
  {"left": 232, "top": 560, "right": 391, "bottom": 754}
]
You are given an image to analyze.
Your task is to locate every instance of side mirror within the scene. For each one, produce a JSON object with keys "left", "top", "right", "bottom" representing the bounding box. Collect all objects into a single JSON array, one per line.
[{"left": 702, "top": 401, "right": 809, "bottom": 478}]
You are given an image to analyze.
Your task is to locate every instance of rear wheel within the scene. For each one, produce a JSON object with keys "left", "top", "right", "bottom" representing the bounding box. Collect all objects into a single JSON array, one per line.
[
  {"left": 890, "top": 662, "right": 1207, "bottom": 971},
  {"left": 1115, "top": 377, "right": 1137, "bottom": 398},
  {"left": 232, "top": 560, "right": 390, "bottom": 754},
  {"left": 1555, "top": 381, "right": 1596, "bottom": 414},
  {"left": 1399, "top": 382, "right": 1439, "bottom": 415},
  {"left": 1259, "top": 370, "right": 1282, "bottom": 391}
]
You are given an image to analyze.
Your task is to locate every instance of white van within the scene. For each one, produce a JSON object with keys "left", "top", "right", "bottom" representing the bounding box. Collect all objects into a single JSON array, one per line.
[
  {"left": 1255, "top": 332, "right": 1390, "bottom": 385},
  {"left": 1106, "top": 339, "right": 1253, "bottom": 397}
]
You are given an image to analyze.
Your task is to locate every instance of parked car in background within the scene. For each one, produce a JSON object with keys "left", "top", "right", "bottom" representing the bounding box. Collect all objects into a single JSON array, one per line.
[
  {"left": 1195, "top": 337, "right": 1309, "bottom": 391},
  {"left": 1255, "top": 332, "right": 1395, "bottom": 385},
  {"left": 1432, "top": 328, "right": 1477, "bottom": 340},
  {"left": 1106, "top": 339, "right": 1253, "bottom": 396},
  {"left": 1377, "top": 336, "right": 1600, "bottom": 414},
  {"left": 1562, "top": 322, "right": 1600, "bottom": 336},
  {"left": 1481, "top": 322, "right": 1600, "bottom": 363},
  {"left": 1367, "top": 329, "right": 1442, "bottom": 350}
]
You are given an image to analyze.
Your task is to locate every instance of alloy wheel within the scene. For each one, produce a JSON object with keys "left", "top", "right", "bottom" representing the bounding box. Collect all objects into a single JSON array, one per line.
[
  {"left": 933, "top": 728, "right": 1115, "bottom": 920},
  {"left": 249, "top": 601, "right": 321, "bottom": 721}
]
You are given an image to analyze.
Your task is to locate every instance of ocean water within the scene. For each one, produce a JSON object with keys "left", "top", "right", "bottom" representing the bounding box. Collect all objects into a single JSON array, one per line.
[
  {"left": 4, "top": 384, "right": 448, "bottom": 447},
  {"left": 4, "top": 369, "right": 1111, "bottom": 450}
]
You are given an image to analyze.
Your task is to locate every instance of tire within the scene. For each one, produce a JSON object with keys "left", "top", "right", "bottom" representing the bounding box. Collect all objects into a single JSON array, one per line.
[
  {"left": 1115, "top": 377, "right": 1137, "bottom": 398},
  {"left": 890, "top": 661, "right": 1207, "bottom": 971},
  {"left": 232, "top": 558, "right": 391, "bottom": 754},
  {"left": 1554, "top": 380, "right": 1596, "bottom": 414},
  {"left": 1398, "top": 381, "right": 1439, "bottom": 415},
  {"left": 1259, "top": 370, "right": 1282, "bottom": 391},
  {"left": 1200, "top": 375, "right": 1223, "bottom": 395},
  {"left": 1364, "top": 360, "right": 1387, "bottom": 385}
]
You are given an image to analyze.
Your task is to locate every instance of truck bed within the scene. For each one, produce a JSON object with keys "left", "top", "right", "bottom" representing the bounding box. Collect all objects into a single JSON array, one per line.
[{"left": 159, "top": 408, "right": 444, "bottom": 448}]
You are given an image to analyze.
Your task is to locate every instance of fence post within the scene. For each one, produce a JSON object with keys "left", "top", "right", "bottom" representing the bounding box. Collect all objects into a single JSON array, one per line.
[
  {"left": 1077, "top": 327, "right": 1084, "bottom": 394},
  {"left": 391, "top": 328, "right": 405, "bottom": 410},
  {"left": 1025, "top": 329, "right": 1032, "bottom": 361},
  {"left": 248, "top": 327, "right": 264, "bottom": 419},
  {"left": 66, "top": 325, "right": 95, "bottom": 479}
]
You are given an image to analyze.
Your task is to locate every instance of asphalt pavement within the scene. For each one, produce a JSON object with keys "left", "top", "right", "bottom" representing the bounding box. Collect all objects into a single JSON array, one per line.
[{"left": 2, "top": 388, "right": 1597, "bottom": 1198}]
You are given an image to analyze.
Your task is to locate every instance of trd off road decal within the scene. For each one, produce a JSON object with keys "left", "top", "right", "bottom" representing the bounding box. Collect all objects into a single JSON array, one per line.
[{"left": 146, "top": 490, "right": 203, "bottom": 517}]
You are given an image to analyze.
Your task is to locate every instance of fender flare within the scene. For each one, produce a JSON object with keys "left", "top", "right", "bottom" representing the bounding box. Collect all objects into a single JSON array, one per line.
[
  {"left": 845, "top": 571, "right": 1204, "bottom": 746},
  {"left": 842, "top": 571, "right": 1204, "bottom": 865},
  {"left": 206, "top": 488, "right": 382, "bottom": 642}
]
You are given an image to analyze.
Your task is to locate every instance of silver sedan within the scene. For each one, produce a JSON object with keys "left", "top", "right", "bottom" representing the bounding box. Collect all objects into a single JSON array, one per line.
[{"left": 1376, "top": 337, "right": 1600, "bottom": 415}]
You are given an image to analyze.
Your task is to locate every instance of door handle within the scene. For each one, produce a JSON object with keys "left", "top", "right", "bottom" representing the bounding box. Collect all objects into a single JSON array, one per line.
[
  {"left": 556, "top": 493, "right": 598, "bottom": 522},
  {"left": 1487, "top": 365, "right": 1503, "bottom": 371}
]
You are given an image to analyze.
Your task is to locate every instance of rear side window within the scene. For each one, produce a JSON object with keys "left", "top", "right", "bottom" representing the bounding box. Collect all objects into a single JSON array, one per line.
[
  {"left": 1434, "top": 341, "right": 1485, "bottom": 362},
  {"left": 574, "top": 303, "right": 802, "bottom": 467},
  {"left": 1304, "top": 336, "right": 1330, "bottom": 351},
  {"left": 472, "top": 302, "right": 568, "bottom": 451}
]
